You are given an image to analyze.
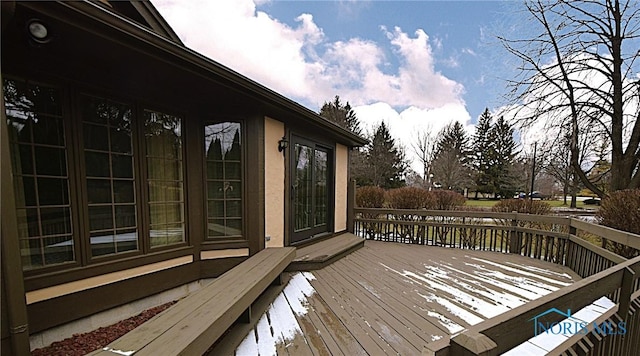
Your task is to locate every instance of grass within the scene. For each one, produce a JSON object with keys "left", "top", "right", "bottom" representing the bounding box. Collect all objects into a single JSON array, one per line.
[{"left": 464, "top": 198, "right": 599, "bottom": 210}]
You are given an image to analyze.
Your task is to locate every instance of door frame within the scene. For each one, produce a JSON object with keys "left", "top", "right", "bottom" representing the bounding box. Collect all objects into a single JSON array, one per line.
[{"left": 288, "top": 135, "right": 334, "bottom": 245}]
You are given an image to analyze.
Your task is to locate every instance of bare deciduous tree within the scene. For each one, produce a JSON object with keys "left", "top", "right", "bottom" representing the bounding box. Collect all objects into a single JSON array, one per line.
[
  {"left": 499, "top": 0, "right": 640, "bottom": 197},
  {"left": 412, "top": 128, "right": 436, "bottom": 188}
]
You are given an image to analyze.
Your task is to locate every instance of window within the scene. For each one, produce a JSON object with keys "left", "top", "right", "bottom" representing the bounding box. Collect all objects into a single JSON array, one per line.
[
  {"left": 4, "top": 79, "right": 74, "bottom": 270},
  {"left": 204, "top": 122, "right": 243, "bottom": 239},
  {"left": 80, "top": 95, "right": 138, "bottom": 257},
  {"left": 4, "top": 77, "right": 189, "bottom": 271},
  {"left": 144, "top": 110, "right": 184, "bottom": 247}
]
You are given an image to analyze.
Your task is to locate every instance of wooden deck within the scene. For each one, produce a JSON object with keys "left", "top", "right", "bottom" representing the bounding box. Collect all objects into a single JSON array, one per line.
[
  {"left": 210, "top": 240, "right": 579, "bottom": 355},
  {"left": 287, "top": 233, "right": 364, "bottom": 271}
]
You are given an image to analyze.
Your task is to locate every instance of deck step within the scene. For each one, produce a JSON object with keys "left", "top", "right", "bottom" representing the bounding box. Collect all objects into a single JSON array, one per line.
[{"left": 287, "top": 233, "right": 364, "bottom": 271}]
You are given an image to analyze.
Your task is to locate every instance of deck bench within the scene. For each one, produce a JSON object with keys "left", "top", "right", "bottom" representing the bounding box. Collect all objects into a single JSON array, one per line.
[{"left": 92, "top": 247, "right": 296, "bottom": 356}]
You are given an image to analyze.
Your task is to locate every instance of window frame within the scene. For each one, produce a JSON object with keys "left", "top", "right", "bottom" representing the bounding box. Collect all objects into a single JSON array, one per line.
[
  {"left": 138, "top": 105, "right": 189, "bottom": 253},
  {"left": 77, "top": 92, "right": 140, "bottom": 260},
  {"left": 4, "top": 77, "right": 82, "bottom": 272},
  {"left": 4, "top": 76, "right": 193, "bottom": 275},
  {"left": 202, "top": 118, "right": 247, "bottom": 244}
]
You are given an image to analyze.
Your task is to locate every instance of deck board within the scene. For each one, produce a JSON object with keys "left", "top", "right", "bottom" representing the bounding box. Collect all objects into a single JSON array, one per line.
[
  {"left": 288, "top": 233, "right": 364, "bottom": 271},
  {"left": 218, "top": 240, "right": 579, "bottom": 355}
]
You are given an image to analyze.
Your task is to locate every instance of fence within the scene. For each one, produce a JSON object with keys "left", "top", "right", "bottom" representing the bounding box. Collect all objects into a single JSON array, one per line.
[{"left": 352, "top": 207, "right": 640, "bottom": 355}]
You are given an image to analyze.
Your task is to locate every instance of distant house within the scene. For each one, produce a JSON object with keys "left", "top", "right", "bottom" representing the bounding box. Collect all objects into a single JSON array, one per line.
[{"left": 0, "top": 0, "right": 365, "bottom": 352}]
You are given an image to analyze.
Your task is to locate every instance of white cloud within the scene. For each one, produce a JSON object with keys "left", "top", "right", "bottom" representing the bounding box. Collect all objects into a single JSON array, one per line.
[
  {"left": 153, "top": 0, "right": 471, "bottom": 173},
  {"left": 462, "top": 48, "right": 477, "bottom": 56},
  {"left": 354, "top": 102, "right": 472, "bottom": 173}
]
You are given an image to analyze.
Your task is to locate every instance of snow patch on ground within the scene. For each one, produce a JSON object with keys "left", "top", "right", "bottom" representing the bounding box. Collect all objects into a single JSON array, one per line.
[
  {"left": 381, "top": 255, "right": 574, "bottom": 332},
  {"left": 237, "top": 272, "right": 317, "bottom": 355}
]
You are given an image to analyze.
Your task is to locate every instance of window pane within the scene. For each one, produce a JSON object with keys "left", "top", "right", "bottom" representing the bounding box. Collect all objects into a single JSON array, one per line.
[
  {"left": 206, "top": 161, "right": 223, "bottom": 179},
  {"left": 87, "top": 179, "right": 112, "bottom": 204},
  {"left": 149, "top": 204, "right": 166, "bottom": 225},
  {"left": 115, "top": 205, "right": 136, "bottom": 228},
  {"left": 44, "top": 236, "right": 74, "bottom": 265},
  {"left": 21, "top": 238, "right": 44, "bottom": 269},
  {"left": 224, "top": 162, "right": 241, "bottom": 180},
  {"left": 85, "top": 151, "right": 110, "bottom": 177},
  {"left": 225, "top": 219, "right": 242, "bottom": 236},
  {"left": 207, "top": 219, "right": 225, "bottom": 237},
  {"left": 89, "top": 206, "right": 113, "bottom": 231},
  {"left": 38, "top": 178, "right": 69, "bottom": 206},
  {"left": 12, "top": 144, "right": 33, "bottom": 174},
  {"left": 226, "top": 200, "right": 241, "bottom": 218},
  {"left": 314, "top": 149, "right": 328, "bottom": 227},
  {"left": 4, "top": 78, "right": 75, "bottom": 269},
  {"left": 144, "top": 110, "right": 185, "bottom": 247},
  {"left": 208, "top": 181, "right": 224, "bottom": 199},
  {"left": 294, "top": 144, "right": 313, "bottom": 232},
  {"left": 207, "top": 200, "right": 225, "bottom": 217},
  {"left": 40, "top": 207, "right": 71, "bottom": 235},
  {"left": 83, "top": 123, "right": 109, "bottom": 151},
  {"left": 32, "top": 116, "right": 64, "bottom": 146},
  {"left": 16, "top": 208, "right": 39, "bottom": 238},
  {"left": 90, "top": 232, "right": 115, "bottom": 257},
  {"left": 112, "top": 154, "right": 133, "bottom": 178},
  {"left": 81, "top": 95, "right": 137, "bottom": 257},
  {"left": 113, "top": 180, "right": 135, "bottom": 203},
  {"left": 15, "top": 176, "right": 37, "bottom": 207},
  {"left": 35, "top": 146, "right": 67, "bottom": 176},
  {"left": 164, "top": 159, "right": 182, "bottom": 181},
  {"left": 116, "top": 229, "right": 138, "bottom": 252},
  {"left": 110, "top": 127, "right": 132, "bottom": 153},
  {"left": 205, "top": 122, "right": 243, "bottom": 239}
]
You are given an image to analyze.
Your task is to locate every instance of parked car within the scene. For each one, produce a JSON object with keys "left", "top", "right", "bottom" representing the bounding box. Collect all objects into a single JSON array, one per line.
[
  {"left": 529, "top": 191, "right": 549, "bottom": 200},
  {"left": 583, "top": 197, "right": 601, "bottom": 206}
]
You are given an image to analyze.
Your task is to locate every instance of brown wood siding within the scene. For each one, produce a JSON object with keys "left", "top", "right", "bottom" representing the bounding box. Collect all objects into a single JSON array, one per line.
[
  {"left": 246, "top": 115, "right": 266, "bottom": 255},
  {"left": 28, "top": 261, "right": 195, "bottom": 333}
]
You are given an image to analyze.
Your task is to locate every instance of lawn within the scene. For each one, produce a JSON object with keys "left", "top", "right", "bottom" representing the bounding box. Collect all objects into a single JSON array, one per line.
[{"left": 464, "top": 198, "right": 599, "bottom": 210}]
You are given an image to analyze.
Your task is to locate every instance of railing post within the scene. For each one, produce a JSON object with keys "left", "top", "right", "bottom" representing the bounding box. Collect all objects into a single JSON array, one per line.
[
  {"left": 618, "top": 266, "right": 635, "bottom": 317},
  {"left": 450, "top": 330, "right": 497, "bottom": 355},
  {"left": 568, "top": 218, "right": 577, "bottom": 236},
  {"left": 347, "top": 179, "right": 356, "bottom": 233},
  {"left": 508, "top": 212, "right": 519, "bottom": 254}
]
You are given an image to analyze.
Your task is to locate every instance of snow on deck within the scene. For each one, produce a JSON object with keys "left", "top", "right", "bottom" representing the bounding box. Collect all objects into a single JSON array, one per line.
[{"left": 229, "top": 240, "right": 580, "bottom": 355}]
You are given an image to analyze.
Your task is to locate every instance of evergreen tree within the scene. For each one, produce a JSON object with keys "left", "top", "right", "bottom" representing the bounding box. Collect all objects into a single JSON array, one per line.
[
  {"left": 431, "top": 122, "right": 473, "bottom": 192},
  {"left": 435, "top": 121, "right": 470, "bottom": 161},
  {"left": 487, "top": 116, "right": 518, "bottom": 198},
  {"left": 319, "top": 95, "right": 362, "bottom": 136},
  {"left": 473, "top": 108, "right": 494, "bottom": 196},
  {"left": 364, "top": 122, "right": 407, "bottom": 188}
]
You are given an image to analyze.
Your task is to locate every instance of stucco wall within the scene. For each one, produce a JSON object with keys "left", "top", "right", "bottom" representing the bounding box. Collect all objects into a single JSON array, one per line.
[
  {"left": 334, "top": 143, "right": 348, "bottom": 232},
  {"left": 264, "top": 117, "right": 285, "bottom": 247}
]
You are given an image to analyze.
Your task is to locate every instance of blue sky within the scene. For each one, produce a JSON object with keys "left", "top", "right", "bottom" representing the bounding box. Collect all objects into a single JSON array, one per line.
[
  {"left": 255, "top": 1, "right": 509, "bottom": 115},
  {"left": 154, "top": 0, "right": 520, "bottom": 171}
]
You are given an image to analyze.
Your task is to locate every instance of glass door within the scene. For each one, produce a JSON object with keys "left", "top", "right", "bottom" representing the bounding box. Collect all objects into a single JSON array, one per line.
[{"left": 291, "top": 138, "right": 331, "bottom": 244}]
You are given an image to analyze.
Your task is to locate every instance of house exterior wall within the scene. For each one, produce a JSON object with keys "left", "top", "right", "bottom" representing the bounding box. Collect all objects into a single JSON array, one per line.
[
  {"left": 0, "top": 2, "right": 364, "bottom": 350},
  {"left": 264, "top": 117, "right": 285, "bottom": 248},
  {"left": 334, "top": 143, "right": 348, "bottom": 232}
]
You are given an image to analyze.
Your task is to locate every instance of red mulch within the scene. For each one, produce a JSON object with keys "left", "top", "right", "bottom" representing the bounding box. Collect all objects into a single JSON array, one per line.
[{"left": 31, "top": 301, "right": 177, "bottom": 356}]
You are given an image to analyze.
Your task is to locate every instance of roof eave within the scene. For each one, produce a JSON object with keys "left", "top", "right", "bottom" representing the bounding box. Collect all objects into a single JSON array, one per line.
[{"left": 42, "top": 1, "right": 367, "bottom": 147}]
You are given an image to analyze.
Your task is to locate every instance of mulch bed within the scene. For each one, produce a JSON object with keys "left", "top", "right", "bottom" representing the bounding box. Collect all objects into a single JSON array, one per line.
[{"left": 31, "top": 301, "right": 177, "bottom": 356}]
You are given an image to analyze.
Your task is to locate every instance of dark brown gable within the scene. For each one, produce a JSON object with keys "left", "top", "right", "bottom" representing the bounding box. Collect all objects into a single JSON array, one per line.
[{"left": 95, "top": 0, "right": 183, "bottom": 45}]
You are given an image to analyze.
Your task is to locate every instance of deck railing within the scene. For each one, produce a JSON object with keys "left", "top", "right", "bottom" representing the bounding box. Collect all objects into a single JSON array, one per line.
[{"left": 352, "top": 208, "right": 640, "bottom": 355}]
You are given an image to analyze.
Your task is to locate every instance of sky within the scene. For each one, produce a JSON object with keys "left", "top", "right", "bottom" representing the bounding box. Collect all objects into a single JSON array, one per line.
[{"left": 153, "top": 0, "right": 520, "bottom": 173}]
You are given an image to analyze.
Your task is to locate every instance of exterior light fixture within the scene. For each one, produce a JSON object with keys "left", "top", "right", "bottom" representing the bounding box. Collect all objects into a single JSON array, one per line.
[
  {"left": 278, "top": 137, "right": 288, "bottom": 152},
  {"left": 27, "top": 20, "right": 51, "bottom": 43}
]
